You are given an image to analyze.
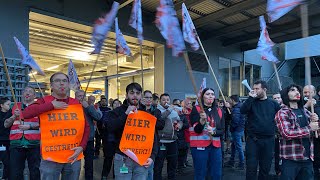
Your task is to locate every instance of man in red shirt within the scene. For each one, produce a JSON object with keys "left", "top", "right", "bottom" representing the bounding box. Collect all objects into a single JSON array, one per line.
[{"left": 22, "top": 72, "right": 90, "bottom": 180}]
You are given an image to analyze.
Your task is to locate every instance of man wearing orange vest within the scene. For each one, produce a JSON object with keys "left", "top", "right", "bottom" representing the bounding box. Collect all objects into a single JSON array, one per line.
[
  {"left": 4, "top": 86, "right": 41, "bottom": 180},
  {"left": 21, "top": 72, "right": 90, "bottom": 180}
]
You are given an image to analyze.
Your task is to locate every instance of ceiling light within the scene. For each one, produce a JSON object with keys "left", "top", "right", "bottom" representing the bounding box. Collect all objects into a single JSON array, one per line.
[
  {"left": 28, "top": 72, "right": 37, "bottom": 76},
  {"left": 46, "top": 65, "right": 59, "bottom": 70},
  {"left": 70, "top": 51, "right": 90, "bottom": 61}
]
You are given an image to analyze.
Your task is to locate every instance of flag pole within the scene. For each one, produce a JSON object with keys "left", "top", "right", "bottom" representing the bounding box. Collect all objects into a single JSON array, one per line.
[
  {"left": 116, "top": 52, "right": 119, "bottom": 99},
  {"left": 0, "top": 44, "right": 18, "bottom": 106},
  {"left": 183, "top": 52, "right": 204, "bottom": 111},
  {"left": 0, "top": 43, "right": 21, "bottom": 123},
  {"left": 31, "top": 70, "right": 44, "bottom": 97},
  {"left": 140, "top": 44, "right": 144, "bottom": 91},
  {"left": 84, "top": 53, "right": 100, "bottom": 99},
  {"left": 313, "top": 58, "right": 320, "bottom": 73},
  {"left": 196, "top": 36, "right": 231, "bottom": 114},
  {"left": 300, "top": 3, "right": 316, "bottom": 137},
  {"left": 272, "top": 62, "right": 282, "bottom": 90}
]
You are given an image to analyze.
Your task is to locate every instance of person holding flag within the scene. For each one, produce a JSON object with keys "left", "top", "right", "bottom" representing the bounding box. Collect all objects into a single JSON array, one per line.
[
  {"left": 107, "top": 83, "right": 158, "bottom": 180},
  {"left": 4, "top": 86, "right": 41, "bottom": 180},
  {"left": 189, "top": 88, "right": 225, "bottom": 180}
]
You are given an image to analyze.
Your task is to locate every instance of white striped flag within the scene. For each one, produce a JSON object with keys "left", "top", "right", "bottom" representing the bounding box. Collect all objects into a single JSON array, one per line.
[
  {"left": 115, "top": 18, "right": 132, "bottom": 56},
  {"left": 182, "top": 3, "right": 199, "bottom": 51},
  {"left": 155, "top": 0, "right": 185, "bottom": 57},
  {"left": 257, "top": 16, "right": 279, "bottom": 63},
  {"left": 196, "top": 78, "right": 206, "bottom": 105},
  {"left": 267, "top": 0, "right": 303, "bottom": 23},
  {"left": 68, "top": 59, "right": 81, "bottom": 91},
  {"left": 91, "top": 1, "right": 119, "bottom": 54},
  {"left": 13, "top": 37, "right": 45, "bottom": 76},
  {"left": 129, "top": 0, "right": 143, "bottom": 44}
]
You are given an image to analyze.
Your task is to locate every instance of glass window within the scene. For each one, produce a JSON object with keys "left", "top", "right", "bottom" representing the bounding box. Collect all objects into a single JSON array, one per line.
[
  {"left": 219, "top": 57, "right": 230, "bottom": 97},
  {"left": 231, "top": 60, "right": 241, "bottom": 95}
]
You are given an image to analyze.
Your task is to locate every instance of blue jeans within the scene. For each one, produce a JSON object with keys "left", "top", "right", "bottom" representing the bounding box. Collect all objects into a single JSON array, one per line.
[
  {"left": 147, "top": 161, "right": 154, "bottom": 180},
  {"left": 280, "top": 159, "right": 313, "bottom": 180},
  {"left": 39, "top": 159, "right": 81, "bottom": 180},
  {"left": 230, "top": 131, "right": 244, "bottom": 164},
  {"left": 113, "top": 153, "right": 148, "bottom": 180},
  {"left": 191, "top": 145, "right": 222, "bottom": 180}
]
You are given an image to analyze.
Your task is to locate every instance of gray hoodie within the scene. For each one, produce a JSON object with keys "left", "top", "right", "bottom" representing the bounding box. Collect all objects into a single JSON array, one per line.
[{"left": 157, "top": 104, "right": 181, "bottom": 142}]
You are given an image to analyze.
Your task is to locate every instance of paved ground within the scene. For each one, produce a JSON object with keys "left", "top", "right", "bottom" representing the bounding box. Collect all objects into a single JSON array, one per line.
[{"left": 79, "top": 142, "right": 279, "bottom": 180}]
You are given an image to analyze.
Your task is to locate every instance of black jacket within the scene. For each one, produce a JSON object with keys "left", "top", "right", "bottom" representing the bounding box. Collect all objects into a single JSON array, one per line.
[
  {"left": 107, "top": 101, "right": 159, "bottom": 161},
  {"left": 230, "top": 102, "right": 245, "bottom": 132},
  {"left": 240, "top": 97, "right": 280, "bottom": 137},
  {"left": 176, "top": 114, "right": 190, "bottom": 149},
  {"left": 189, "top": 105, "right": 225, "bottom": 137}
]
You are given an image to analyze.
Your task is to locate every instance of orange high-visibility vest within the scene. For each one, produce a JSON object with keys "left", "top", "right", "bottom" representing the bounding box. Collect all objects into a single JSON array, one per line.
[
  {"left": 189, "top": 105, "right": 222, "bottom": 148},
  {"left": 10, "top": 102, "right": 40, "bottom": 141}
]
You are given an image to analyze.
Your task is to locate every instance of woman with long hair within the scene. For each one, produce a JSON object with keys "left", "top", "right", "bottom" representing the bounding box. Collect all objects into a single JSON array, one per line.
[{"left": 189, "top": 88, "right": 225, "bottom": 180}]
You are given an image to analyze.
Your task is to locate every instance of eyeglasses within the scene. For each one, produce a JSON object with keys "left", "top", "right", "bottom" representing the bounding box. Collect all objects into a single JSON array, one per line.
[{"left": 52, "top": 79, "right": 68, "bottom": 83}]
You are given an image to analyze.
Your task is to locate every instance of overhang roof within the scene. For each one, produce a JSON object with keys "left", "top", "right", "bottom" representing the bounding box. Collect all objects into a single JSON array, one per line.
[{"left": 118, "top": 0, "right": 320, "bottom": 51}]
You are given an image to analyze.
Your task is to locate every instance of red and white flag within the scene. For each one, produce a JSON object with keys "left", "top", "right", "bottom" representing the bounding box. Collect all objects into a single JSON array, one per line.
[
  {"left": 129, "top": 0, "right": 143, "bottom": 44},
  {"left": 91, "top": 1, "right": 119, "bottom": 54},
  {"left": 182, "top": 3, "right": 199, "bottom": 51},
  {"left": 257, "top": 16, "right": 279, "bottom": 63},
  {"left": 267, "top": 0, "right": 303, "bottom": 23},
  {"left": 13, "top": 37, "right": 45, "bottom": 76},
  {"left": 115, "top": 18, "right": 132, "bottom": 56},
  {"left": 68, "top": 59, "right": 81, "bottom": 91},
  {"left": 196, "top": 78, "right": 206, "bottom": 105},
  {"left": 155, "top": 0, "right": 185, "bottom": 57}
]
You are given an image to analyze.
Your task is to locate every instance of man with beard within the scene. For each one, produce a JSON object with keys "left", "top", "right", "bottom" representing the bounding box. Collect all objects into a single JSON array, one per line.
[
  {"left": 240, "top": 80, "right": 280, "bottom": 180},
  {"left": 4, "top": 86, "right": 41, "bottom": 180},
  {"left": 21, "top": 72, "right": 90, "bottom": 179},
  {"left": 107, "top": 83, "right": 157, "bottom": 179},
  {"left": 275, "top": 84, "right": 319, "bottom": 180}
]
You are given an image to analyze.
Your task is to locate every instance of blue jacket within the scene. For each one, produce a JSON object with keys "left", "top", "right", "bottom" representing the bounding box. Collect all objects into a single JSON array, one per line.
[
  {"left": 84, "top": 105, "right": 102, "bottom": 141},
  {"left": 230, "top": 102, "right": 245, "bottom": 132}
]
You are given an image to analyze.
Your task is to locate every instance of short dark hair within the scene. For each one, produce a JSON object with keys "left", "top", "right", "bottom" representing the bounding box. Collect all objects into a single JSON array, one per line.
[
  {"left": 254, "top": 80, "right": 268, "bottom": 89},
  {"left": 0, "top": 97, "right": 10, "bottom": 105},
  {"left": 126, "top": 83, "right": 142, "bottom": 94},
  {"left": 281, "top": 84, "right": 304, "bottom": 108},
  {"left": 111, "top": 99, "right": 121, "bottom": 107},
  {"left": 152, "top": 93, "right": 159, "bottom": 101},
  {"left": 50, "top": 72, "right": 69, "bottom": 83},
  {"left": 173, "top": 99, "right": 180, "bottom": 104},
  {"left": 230, "top": 95, "right": 239, "bottom": 102},
  {"left": 143, "top": 90, "right": 152, "bottom": 96},
  {"left": 160, "top": 93, "right": 170, "bottom": 100}
]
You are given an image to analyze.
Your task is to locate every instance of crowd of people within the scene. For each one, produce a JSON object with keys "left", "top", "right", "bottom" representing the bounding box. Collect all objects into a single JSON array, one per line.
[{"left": 1, "top": 72, "right": 320, "bottom": 180}]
